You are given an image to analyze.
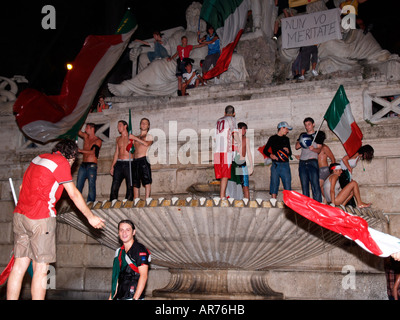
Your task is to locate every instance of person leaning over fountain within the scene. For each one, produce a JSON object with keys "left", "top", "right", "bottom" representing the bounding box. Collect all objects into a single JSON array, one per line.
[
  {"left": 7, "top": 139, "right": 105, "bottom": 300},
  {"left": 214, "top": 105, "right": 240, "bottom": 199},
  {"left": 127, "top": 118, "right": 153, "bottom": 200},
  {"left": 110, "top": 120, "right": 134, "bottom": 201},
  {"left": 110, "top": 220, "right": 150, "bottom": 300}
]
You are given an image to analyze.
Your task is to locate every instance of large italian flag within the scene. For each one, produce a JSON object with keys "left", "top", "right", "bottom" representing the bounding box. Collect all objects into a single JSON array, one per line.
[
  {"left": 324, "top": 85, "right": 363, "bottom": 157},
  {"left": 283, "top": 190, "right": 400, "bottom": 257},
  {"left": 13, "top": 10, "right": 137, "bottom": 143},
  {"left": 200, "top": 0, "right": 250, "bottom": 80}
]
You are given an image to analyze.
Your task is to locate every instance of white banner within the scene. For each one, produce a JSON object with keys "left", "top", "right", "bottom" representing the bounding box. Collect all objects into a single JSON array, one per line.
[{"left": 281, "top": 9, "right": 342, "bottom": 49}]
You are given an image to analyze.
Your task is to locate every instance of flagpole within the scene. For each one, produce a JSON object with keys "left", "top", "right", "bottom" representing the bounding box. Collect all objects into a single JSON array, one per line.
[
  {"left": 128, "top": 109, "right": 133, "bottom": 188},
  {"left": 9, "top": 178, "right": 17, "bottom": 206},
  {"left": 312, "top": 116, "right": 325, "bottom": 144}
]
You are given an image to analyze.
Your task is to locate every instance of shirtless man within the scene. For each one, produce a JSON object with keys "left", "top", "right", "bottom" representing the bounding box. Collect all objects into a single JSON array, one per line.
[
  {"left": 110, "top": 120, "right": 134, "bottom": 201},
  {"left": 316, "top": 131, "right": 336, "bottom": 201},
  {"left": 128, "top": 118, "right": 153, "bottom": 199},
  {"left": 77, "top": 123, "right": 102, "bottom": 202}
]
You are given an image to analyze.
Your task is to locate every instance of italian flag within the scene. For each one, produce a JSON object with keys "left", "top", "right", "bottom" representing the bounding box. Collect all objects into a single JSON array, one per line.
[
  {"left": 324, "top": 85, "right": 363, "bottom": 157},
  {"left": 13, "top": 10, "right": 137, "bottom": 143},
  {"left": 283, "top": 190, "right": 400, "bottom": 257},
  {"left": 200, "top": 0, "right": 250, "bottom": 80}
]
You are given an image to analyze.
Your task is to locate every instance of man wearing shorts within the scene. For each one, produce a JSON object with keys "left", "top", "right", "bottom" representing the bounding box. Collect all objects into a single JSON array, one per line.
[
  {"left": 128, "top": 118, "right": 153, "bottom": 200},
  {"left": 7, "top": 139, "right": 105, "bottom": 300},
  {"left": 234, "top": 122, "right": 254, "bottom": 199},
  {"left": 214, "top": 105, "right": 239, "bottom": 198}
]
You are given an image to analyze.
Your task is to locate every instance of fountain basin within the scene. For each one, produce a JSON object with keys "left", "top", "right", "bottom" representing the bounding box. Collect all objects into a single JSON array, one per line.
[{"left": 58, "top": 198, "right": 387, "bottom": 299}]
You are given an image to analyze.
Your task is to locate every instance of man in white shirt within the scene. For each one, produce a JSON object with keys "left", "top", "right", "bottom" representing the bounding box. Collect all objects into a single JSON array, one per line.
[{"left": 214, "top": 105, "right": 239, "bottom": 198}]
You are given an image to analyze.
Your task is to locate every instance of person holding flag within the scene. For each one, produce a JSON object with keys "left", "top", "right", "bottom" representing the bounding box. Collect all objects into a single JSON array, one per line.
[
  {"left": 198, "top": 25, "right": 221, "bottom": 79},
  {"left": 295, "top": 117, "right": 323, "bottom": 202},
  {"left": 199, "top": 0, "right": 250, "bottom": 80},
  {"left": 110, "top": 120, "right": 134, "bottom": 201}
]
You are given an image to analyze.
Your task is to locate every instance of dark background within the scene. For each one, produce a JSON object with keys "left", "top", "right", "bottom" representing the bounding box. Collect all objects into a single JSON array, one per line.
[{"left": 1, "top": 0, "right": 399, "bottom": 95}]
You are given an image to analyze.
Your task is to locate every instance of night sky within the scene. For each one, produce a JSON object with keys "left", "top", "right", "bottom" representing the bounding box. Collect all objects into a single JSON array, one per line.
[{"left": 1, "top": 0, "right": 399, "bottom": 95}]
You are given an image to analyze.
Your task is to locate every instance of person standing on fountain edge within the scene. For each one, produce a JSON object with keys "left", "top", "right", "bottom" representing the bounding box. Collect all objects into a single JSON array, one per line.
[
  {"left": 214, "top": 105, "right": 240, "bottom": 199},
  {"left": 295, "top": 117, "right": 322, "bottom": 202},
  {"left": 110, "top": 120, "right": 134, "bottom": 201},
  {"left": 263, "top": 121, "right": 293, "bottom": 204},
  {"left": 77, "top": 123, "right": 102, "bottom": 203},
  {"left": 128, "top": 118, "right": 153, "bottom": 200},
  {"left": 7, "top": 139, "right": 105, "bottom": 300}
]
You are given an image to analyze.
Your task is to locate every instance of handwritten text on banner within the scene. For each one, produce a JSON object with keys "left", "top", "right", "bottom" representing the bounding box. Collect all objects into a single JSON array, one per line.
[{"left": 281, "top": 9, "right": 342, "bottom": 49}]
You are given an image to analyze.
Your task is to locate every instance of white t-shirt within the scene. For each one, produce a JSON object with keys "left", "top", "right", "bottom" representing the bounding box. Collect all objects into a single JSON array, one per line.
[
  {"left": 183, "top": 70, "right": 199, "bottom": 86},
  {"left": 215, "top": 115, "right": 237, "bottom": 153}
]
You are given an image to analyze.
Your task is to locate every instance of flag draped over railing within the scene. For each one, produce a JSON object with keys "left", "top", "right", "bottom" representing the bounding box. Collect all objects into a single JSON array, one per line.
[
  {"left": 200, "top": 0, "right": 250, "bottom": 80},
  {"left": 13, "top": 10, "right": 137, "bottom": 143}
]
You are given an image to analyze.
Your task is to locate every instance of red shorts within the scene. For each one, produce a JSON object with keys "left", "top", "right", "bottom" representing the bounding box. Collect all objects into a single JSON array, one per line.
[{"left": 214, "top": 152, "right": 232, "bottom": 179}]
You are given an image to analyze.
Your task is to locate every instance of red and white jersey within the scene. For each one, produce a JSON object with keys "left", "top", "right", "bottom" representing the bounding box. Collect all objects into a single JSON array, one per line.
[
  {"left": 215, "top": 115, "right": 237, "bottom": 153},
  {"left": 14, "top": 152, "right": 73, "bottom": 219},
  {"left": 177, "top": 45, "right": 193, "bottom": 60}
]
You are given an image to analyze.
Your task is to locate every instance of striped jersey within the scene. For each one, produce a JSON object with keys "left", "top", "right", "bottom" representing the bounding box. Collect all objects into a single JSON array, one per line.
[
  {"left": 215, "top": 115, "right": 237, "bottom": 153},
  {"left": 14, "top": 152, "right": 73, "bottom": 219}
]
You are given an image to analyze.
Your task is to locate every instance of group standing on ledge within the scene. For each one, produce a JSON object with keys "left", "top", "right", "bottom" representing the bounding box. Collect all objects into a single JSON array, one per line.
[{"left": 213, "top": 105, "right": 373, "bottom": 209}]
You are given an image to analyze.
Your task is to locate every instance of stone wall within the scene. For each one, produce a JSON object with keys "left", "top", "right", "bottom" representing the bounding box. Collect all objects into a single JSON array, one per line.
[{"left": 1, "top": 77, "right": 400, "bottom": 299}]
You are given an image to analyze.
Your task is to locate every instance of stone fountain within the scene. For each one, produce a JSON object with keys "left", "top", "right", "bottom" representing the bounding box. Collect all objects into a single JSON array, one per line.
[{"left": 57, "top": 197, "right": 388, "bottom": 300}]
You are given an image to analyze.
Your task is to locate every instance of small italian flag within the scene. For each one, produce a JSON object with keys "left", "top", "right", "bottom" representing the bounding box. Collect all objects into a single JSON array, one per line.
[
  {"left": 13, "top": 10, "right": 137, "bottom": 143},
  {"left": 200, "top": 0, "right": 250, "bottom": 80},
  {"left": 324, "top": 85, "right": 363, "bottom": 157}
]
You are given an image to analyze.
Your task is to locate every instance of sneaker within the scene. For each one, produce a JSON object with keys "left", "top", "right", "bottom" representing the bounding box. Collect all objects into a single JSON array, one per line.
[
  {"left": 311, "top": 69, "right": 318, "bottom": 76},
  {"left": 272, "top": 36, "right": 278, "bottom": 41},
  {"left": 298, "top": 75, "right": 305, "bottom": 80}
]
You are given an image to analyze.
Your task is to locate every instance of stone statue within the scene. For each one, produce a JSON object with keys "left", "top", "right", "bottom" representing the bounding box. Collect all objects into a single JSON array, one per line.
[
  {"left": 0, "top": 76, "right": 25, "bottom": 116},
  {"left": 278, "top": 0, "right": 400, "bottom": 81},
  {"left": 108, "top": 2, "right": 249, "bottom": 97},
  {"left": 108, "top": 0, "right": 400, "bottom": 97}
]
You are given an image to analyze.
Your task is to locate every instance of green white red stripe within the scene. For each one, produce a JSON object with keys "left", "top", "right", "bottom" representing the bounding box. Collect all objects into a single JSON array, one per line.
[
  {"left": 13, "top": 11, "right": 137, "bottom": 143},
  {"left": 200, "top": 0, "right": 250, "bottom": 80},
  {"left": 324, "top": 85, "right": 363, "bottom": 157},
  {"left": 283, "top": 190, "right": 400, "bottom": 257}
]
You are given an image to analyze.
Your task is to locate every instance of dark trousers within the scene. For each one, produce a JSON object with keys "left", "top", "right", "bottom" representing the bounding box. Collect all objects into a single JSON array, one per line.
[{"left": 110, "top": 160, "right": 134, "bottom": 201}]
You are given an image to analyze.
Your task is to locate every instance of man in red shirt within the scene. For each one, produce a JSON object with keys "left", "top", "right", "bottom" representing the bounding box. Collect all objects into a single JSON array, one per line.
[
  {"left": 168, "top": 35, "right": 204, "bottom": 96},
  {"left": 7, "top": 139, "right": 105, "bottom": 300}
]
